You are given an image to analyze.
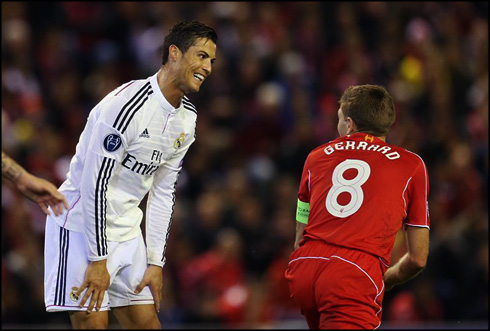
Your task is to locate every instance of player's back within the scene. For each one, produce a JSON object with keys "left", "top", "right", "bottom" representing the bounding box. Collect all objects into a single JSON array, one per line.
[{"left": 299, "top": 132, "right": 429, "bottom": 266}]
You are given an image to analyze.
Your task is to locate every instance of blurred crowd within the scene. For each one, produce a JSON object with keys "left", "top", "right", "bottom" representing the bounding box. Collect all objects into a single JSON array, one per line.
[{"left": 1, "top": 2, "right": 488, "bottom": 328}]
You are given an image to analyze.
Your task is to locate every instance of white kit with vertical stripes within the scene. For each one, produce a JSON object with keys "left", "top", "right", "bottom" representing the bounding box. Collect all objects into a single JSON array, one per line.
[{"left": 52, "top": 73, "right": 197, "bottom": 267}]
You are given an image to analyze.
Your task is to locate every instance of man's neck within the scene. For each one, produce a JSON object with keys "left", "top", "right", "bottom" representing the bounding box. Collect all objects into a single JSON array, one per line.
[{"left": 157, "top": 67, "right": 184, "bottom": 108}]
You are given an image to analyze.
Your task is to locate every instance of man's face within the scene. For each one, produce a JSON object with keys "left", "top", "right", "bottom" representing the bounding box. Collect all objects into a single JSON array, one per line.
[
  {"left": 176, "top": 38, "right": 216, "bottom": 93},
  {"left": 337, "top": 107, "right": 349, "bottom": 137}
]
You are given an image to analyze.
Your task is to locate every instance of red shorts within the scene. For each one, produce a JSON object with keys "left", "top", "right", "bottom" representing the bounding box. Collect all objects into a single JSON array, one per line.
[{"left": 285, "top": 240, "right": 387, "bottom": 329}]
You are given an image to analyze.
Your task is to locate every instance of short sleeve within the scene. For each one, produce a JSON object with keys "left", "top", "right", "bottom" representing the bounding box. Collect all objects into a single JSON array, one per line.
[
  {"left": 405, "top": 159, "right": 430, "bottom": 229},
  {"left": 298, "top": 155, "right": 311, "bottom": 204}
]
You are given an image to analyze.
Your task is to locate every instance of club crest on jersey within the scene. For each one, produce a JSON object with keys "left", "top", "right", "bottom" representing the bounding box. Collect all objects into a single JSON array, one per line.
[
  {"left": 364, "top": 134, "right": 374, "bottom": 142},
  {"left": 103, "top": 134, "right": 122, "bottom": 152},
  {"left": 70, "top": 286, "right": 80, "bottom": 302},
  {"left": 174, "top": 133, "right": 185, "bottom": 149}
]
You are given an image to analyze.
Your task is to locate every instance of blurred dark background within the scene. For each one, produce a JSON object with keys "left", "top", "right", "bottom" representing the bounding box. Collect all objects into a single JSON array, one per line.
[{"left": 1, "top": 2, "right": 488, "bottom": 329}]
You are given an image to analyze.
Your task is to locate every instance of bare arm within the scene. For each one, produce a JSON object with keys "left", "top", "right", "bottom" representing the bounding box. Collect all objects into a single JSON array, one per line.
[
  {"left": 383, "top": 226, "right": 429, "bottom": 291},
  {"left": 2, "top": 150, "right": 25, "bottom": 182},
  {"left": 294, "top": 221, "right": 307, "bottom": 250},
  {"left": 2, "top": 151, "right": 68, "bottom": 216}
]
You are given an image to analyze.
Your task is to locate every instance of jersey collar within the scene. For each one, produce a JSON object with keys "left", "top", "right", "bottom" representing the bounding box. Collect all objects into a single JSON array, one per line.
[{"left": 346, "top": 132, "right": 385, "bottom": 144}]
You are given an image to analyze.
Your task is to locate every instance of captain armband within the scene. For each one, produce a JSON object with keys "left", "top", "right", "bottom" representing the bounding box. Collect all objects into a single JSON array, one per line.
[{"left": 296, "top": 199, "right": 310, "bottom": 224}]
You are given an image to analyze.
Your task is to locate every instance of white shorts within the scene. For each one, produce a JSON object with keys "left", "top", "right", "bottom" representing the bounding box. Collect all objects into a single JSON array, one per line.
[{"left": 44, "top": 216, "right": 154, "bottom": 312}]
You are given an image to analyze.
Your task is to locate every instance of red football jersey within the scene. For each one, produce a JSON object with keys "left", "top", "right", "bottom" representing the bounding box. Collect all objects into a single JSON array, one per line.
[{"left": 297, "top": 133, "right": 430, "bottom": 266}]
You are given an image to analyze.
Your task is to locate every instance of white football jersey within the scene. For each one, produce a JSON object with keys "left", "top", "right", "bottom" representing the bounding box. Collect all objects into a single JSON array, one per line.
[{"left": 52, "top": 72, "right": 197, "bottom": 267}]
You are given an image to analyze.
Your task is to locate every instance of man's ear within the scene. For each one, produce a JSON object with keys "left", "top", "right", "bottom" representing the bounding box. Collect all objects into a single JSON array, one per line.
[
  {"left": 346, "top": 117, "right": 357, "bottom": 135},
  {"left": 169, "top": 45, "right": 180, "bottom": 62}
]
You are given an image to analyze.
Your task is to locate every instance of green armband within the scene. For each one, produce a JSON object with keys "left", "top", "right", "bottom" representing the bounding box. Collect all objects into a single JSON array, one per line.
[{"left": 296, "top": 199, "right": 310, "bottom": 224}]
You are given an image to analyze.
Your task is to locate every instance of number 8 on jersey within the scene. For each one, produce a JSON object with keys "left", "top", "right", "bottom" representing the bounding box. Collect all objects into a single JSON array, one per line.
[{"left": 326, "top": 159, "right": 371, "bottom": 218}]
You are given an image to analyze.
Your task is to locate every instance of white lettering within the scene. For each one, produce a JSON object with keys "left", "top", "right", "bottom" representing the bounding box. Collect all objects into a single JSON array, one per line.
[
  {"left": 357, "top": 142, "right": 368, "bottom": 150},
  {"left": 345, "top": 141, "right": 356, "bottom": 149},
  {"left": 322, "top": 141, "right": 401, "bottom": 160},
  {"left": 386, "top": 152, "right": 400, "bottom": 160},
  {"left": 324, "top": 145, "right": 334, "bottom": 155},
  {"left": 377, "top": 146, "right": 391, "bottom": 154}
]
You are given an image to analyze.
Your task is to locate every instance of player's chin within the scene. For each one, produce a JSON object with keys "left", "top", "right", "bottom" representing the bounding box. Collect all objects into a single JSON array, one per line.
[
  {"left": 194, "top": 76, "right": 206, "bottom": 86},
  {"left": 188, "top": 83, "right": 201, "bottom": 93}
]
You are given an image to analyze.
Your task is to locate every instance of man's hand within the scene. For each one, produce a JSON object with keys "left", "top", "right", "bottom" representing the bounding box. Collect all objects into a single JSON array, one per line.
[
  {"left": 383, "top": 269, "right": 397, "bottom": 291},
  {"left": 383, "top": 227, "right": 429, "bottom": 292},
  {"left": 76, "top": 260, "right": 110, "bottom": 313},
  {"left": 2, "top": 150, "right": 68, "bottom": 216},
  {"left": 17, "top": 171, "right": 69, "bottom": 216},
  {"left": 134, "top": 264, "right": 163, "bottom": 313}
]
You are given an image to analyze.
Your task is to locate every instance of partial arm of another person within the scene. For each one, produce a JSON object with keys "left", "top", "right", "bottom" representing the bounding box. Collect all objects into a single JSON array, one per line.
[
  {"left": 383, "top": 226, "right": 429, "bottom": 291},
  {"left": 2, "top": 150, "right": 68, "bottom": 216}
]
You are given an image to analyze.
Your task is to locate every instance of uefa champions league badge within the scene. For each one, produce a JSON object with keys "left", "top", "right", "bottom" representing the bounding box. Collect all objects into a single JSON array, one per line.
[
  {"left": 103, "top": 134, "right": 122, "bottom": 152},
  {"left": 70, "top": 286, "right": 80, "bottom": 302}
]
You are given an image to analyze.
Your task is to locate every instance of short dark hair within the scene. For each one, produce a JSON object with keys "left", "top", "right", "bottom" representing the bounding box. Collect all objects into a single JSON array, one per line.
[
  {"left": 339, "top": 85, "right": 395, "bottom": 136},
  {"left": 161, "top": 20, "right": 218, "bottom": 65}
]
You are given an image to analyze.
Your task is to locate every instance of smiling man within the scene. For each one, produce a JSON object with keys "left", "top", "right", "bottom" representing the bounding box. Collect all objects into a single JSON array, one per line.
[{"left": 43, "top": 20, "right": 217, "bottom": 329}]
